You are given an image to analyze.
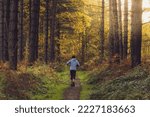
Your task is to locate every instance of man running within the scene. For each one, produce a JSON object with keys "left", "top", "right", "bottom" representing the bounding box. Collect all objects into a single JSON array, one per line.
[{"left": 66, "top": 55, "right": 80, "bottom": 87}]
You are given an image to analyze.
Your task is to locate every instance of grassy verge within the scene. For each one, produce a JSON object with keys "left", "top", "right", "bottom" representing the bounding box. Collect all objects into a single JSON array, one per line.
[
  {"left": 0, "top": 63, "right": 92, "bottom": 100},
  {"left": 0, "top": 64, "right": 69, "bottom": 100},
  {"left": 78, "top": 71, "right": 92, "bottom": 100},
  {"left": 56, "top": 70, "right": 70, "bottom": 99},
  {"left": 87, "top": 64, "right": 150, "bottom": 100},
  {"left": 0, "top": 72, "right": 6, "bottom": 99}
]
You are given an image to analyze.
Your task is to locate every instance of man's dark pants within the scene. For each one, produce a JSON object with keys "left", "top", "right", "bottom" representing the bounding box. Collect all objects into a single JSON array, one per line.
[{"left": 70, "top": 70, "right": 76, "bottom": 80}]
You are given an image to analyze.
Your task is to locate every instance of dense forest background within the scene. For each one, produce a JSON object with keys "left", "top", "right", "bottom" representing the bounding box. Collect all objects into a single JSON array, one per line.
[{"left": 0, "top": 0, "right": 150, "bottom": 100}]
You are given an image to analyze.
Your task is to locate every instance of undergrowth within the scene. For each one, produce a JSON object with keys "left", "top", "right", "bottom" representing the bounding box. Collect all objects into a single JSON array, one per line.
[
  {"left": 79, "top": 71, "right": 92, "bottom": 100},
  {"left": 0, "top": 63, "right": 68, "bottom": 100},
  {"left": 87, "top": 63, "right": 150, "bottom": 100}
]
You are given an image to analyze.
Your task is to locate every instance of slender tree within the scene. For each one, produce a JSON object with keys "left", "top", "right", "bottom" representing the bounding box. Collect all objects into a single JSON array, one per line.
[
  {"left": 49, "top": 0, "right": 57, "bottom": 62},
  {"left": 108, "top": 0, "right": 114, "bottom": 63},
  {"left": 81, "top": 17, "right": 87, "bottom": 65},
  {"left": 109, "top": 0, "right": 120, "bottom": 63},
  {"left": 8, "top": 0, "right": 19, "bottom": 70},
  {"left": 27, "top": 0, "right": 31, "bottom": 62},
  {"left": 99, "top": 0, "right": 105, "bottom": 63},
  {"left": 55, "top": 20, "right": 61, "bottom": 62},
  {"left": 131, "top": 0, "right": 142, "bottom": 67},
  {"left": 112, "top": 0, "right": 120, "bottom": 60},
  {"left": 28, "top": 0, "right": 40, "bottom": 64},
  {"left": 81, "top": 34, "right": 86, "bottom": 65},
  {"left": 34, "top": 0, "right": 40, "bottom": 60},
  {"left": 18, "top": 0, "right": 24, "bottom": 61},
  {"left": 0, "top": 0, "right": 4, "bottom": 61},
  {"left": 3, "top": 0, "right": 10, "bottom": 61},
  {"left": 118, "top": 0, "right": 123, "bottom": 60},
  {"left": 123, "top": 0, "right": 128, "bottom": 59},
  {"left": 29, "top": 0, "right": 31, "bottom": 39},
  {"left": 44, "top": 0, "right": 49, "bottom": 64}
]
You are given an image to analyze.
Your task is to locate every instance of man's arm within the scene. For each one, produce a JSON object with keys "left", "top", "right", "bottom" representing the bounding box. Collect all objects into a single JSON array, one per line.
[
  {"left": 66, "top": 60, "right": 71, "bottom": 65},
  {"left": 76, "top": 60, "right": 80, "bottom": 67}
]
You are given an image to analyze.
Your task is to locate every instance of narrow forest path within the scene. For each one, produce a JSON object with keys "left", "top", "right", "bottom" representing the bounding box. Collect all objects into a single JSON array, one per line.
[{"left": 63, "top": 78, "right": 81, "bottom": 100}]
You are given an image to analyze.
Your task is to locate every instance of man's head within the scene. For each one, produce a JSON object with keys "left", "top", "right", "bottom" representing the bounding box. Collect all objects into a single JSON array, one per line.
[{"left": 72, "top": 55, "right": 76, "bottom": 58}]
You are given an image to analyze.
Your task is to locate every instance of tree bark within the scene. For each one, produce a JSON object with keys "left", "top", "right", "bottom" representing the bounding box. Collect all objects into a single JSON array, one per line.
[
  {"left": 99, "top": 0, "right": 105, "bottom": 63},
  {"left": 56, "top": 20, "right": 61, "bottom": 62},
  {"left": 81, "top": 33, "right": 86, "bottom": 65},
  {"left": 44, "top": 0, "right": 49, "bottom": 64},
  {"left": 0, "top": 0, "right": 4, "bottom": 61},
  {"left": 29, "top": 0, "right": 31, "bottom": 40},
  {"left": 34, "top": 1, "right": 40, "bottom": 60},
  {"left": 28, "top": 0, "right": 40, "bottom": 64},
  {"left": 131, "top": 0, "right": 142, "bottom": 67},
  {"left": 123, "top": 0, "right": 128, "bottom": 59},
  {"left": 3, "top": 0, "right": 10, "bottom": 61},
  {"left": 49, "top": 0, "right": 57, "bottom": 62},
  {"left": 8, "top": 0, "right": 18, "bottom": 70},
  {"left": 118, "top": 0, "right": 123, "bottom": 60},
  {"left": 108, "top": 0, "right": 114, "bottom": 63},
  {"left": 112, "top": 0, "right": 120, "bottom": 60},
  {"left": 18, "top": 0, "right": 24, "bottom": 61}
]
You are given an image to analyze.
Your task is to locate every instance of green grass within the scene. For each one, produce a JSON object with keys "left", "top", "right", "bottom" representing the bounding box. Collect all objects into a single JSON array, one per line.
[
  {"left": 87, "top": 65, "right": 150, "bottom": 100},
  {"left": 53, "top": 70, "right": 70, "bottom": 100},
  {"left": 79, "top": 64, "right": 109, "bottom": 100},
  {"left": 0, "top": 64, "right": 70, "bottom": 100},
  {"left": 27, "top": 65, "right": 69, "bottom": 100},
  {"left": 0, "top": 72, "right": 6, "bottom": 99},
  {"left": 78, "top": 71, "right": 92, "bottom": 100},
  {"left": 53, "top": 67, "right": 92, "bottom": 100},
  {"left": 0, "top": 72, "right": 4, "bottom": 88},
  {"left": 0, "top": 64, "right": 92, "bottom": 100}
]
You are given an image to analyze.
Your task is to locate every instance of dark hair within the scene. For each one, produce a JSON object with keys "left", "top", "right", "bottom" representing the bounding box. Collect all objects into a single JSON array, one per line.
[{"left": 72, "top": 55, "right": 76, "bottom": 58}]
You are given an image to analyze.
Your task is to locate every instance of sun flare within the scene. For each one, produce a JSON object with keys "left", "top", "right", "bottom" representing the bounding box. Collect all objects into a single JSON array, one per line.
[
  {"left": 128, "top": 0, "right": 150, "bottom": 23},
  {"left": 142, "top": 0, "right": 150, "bottom": 22}
]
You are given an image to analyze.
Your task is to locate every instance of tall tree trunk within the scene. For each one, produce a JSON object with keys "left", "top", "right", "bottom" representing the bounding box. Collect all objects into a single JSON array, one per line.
[
  {"left": 28, "top": 0, "right": 40, "bottom": 64},
  {"left": 3, "top": 0, "right": 10, "bottom": 61},
  {"left": 29, "top": 0, "right": 31, "bottom": 40},
  {"left": 81, "top": 33, "right": 86, "bottom": 65},
  {"left": 26, "top": 0, "right": 31, "bottom": 62},
  {"left": 131, "top": 0, "right": 142, "bottom": 67},
  {"left": 49, "top": 0, "right": 57, "bottom": 62},
  {"left": 34, "top": 1, "right": 40, "bottom": 60},
  {"left": 18, "top": 0, "right": 24, "bottom": 61},
  {"left": 118, "top": 0, "right": 123, "bottom": 60},
  {"left": 112, "top": 0, "right": 120, "bottom": 61},
  {"left": 108, "top": 0, "right": 114, "bottom": 63},
  {"left": 0, "top": 0, "right": 4, "bottom": 61},
  {"left": 8, "top": 0, "right": 18, "bottom": 70},
  {"left": 123, "top": 0, "right": 128, "bottom": 59},
  {"left": 44, "top": 0, "right": 49, "bottom": 64},
  {"left": 56, "top": 20, "right": 61, "bottom": 62},
  {"left": 99, "top": 0, "right": 105, "bottom": 63},
  {"left": 81, "top": 17, "right": 87, "bottom": 65}
]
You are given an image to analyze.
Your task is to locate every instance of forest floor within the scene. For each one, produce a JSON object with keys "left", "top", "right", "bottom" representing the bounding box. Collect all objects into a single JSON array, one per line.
[
  {"left": 0, "top": 63, "right": 88, "bottom": 100},
  {"left": 86, "top": 62, "right": 150, "bottom": 100},
  {"left": 1, "top": 61, "right": 150, "bottom": 100}
]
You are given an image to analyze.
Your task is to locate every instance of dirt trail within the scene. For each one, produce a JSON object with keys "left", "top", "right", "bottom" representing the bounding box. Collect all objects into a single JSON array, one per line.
[{"left": 63, "top": 78, "right": 81, "bottom": 100}]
